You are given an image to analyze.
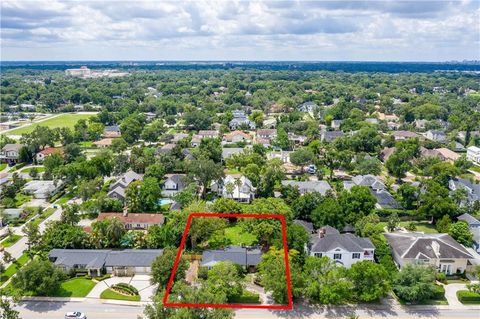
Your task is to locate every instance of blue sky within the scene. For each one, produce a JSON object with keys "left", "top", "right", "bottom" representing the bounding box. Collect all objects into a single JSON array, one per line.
[{"left": 1, "top": 0, "right": 479, "bottom": 61}]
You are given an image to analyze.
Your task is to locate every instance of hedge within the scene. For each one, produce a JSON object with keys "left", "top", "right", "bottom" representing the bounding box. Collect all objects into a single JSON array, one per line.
[
  {"left": 112, "top": 283, "right": 138, "bottom": 296},
  {"left": 228, "top": 291, "right": 260, "bottom": 304},
  {"left": 432, "top": 284, "right": 445, "bottom": 300},
  {"left": 457, "top": 290, "right": 480, "bottom": 304}
]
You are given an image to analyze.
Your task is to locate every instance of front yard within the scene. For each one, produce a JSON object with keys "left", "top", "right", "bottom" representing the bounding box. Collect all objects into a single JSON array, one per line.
[
  {"left": 0, "top": 234, "right": 22, "bottom": 248},
  {"left": 398, "top": 221, "right": 438, "bottom": 234},
  {"left": 53, "top": 278, "right": 96, "bottom": 297},
  {"left": 0, "top": 253, "right": 29, "bottom": 284},
  {"left": 100, "top": 288, "right": 141, "bottom": 301}
]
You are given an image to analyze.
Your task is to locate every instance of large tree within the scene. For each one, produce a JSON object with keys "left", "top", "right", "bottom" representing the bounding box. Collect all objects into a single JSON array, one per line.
[
  {"left": 348, "top": 261, "right": 390, "bottom": 302},
  {"left": 12, "top": 259, "right": 66, "bottom": 296},
  {"left": 187, "top": 159, "right": 224, "bottom": 198},
  {"left": 393, "top": 264, "right": 438, "bottom": 302},
  {"left": 151, "top": 247, "right": 189, "bottom": 287}
]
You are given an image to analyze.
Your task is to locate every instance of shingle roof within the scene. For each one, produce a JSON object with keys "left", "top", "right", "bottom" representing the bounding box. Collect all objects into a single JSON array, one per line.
[
  {"left": 310, "top": 233, "right": 374, "bottom": 253},
  {"left": 105, "top": 249, "right": 163, "bottom": 267},
  {"left": 281, "top": 180, "right": 332, "bottom": 195},
  {"left": 384, "top": 232, "right": 473, "bottom": 260},
  {"left": 372, "top": 189, "right": 402, "bottom": 209},
  {"left": 457, "top": 213, "right": 480, "bottom": 226},
  {"left": 201, "top": 246, "right": 262, "bottom": 267},
  {"left": 294, "top": 219, "right": 315, "bottom": 233},
  {"left": 2, "top": 144, "right": 24, "bottom": 152},
  {"left": 222, "top": 147, "right": 245, "bottom": 159}
]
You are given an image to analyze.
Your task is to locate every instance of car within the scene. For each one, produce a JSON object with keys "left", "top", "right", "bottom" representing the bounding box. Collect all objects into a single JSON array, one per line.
[
  {"left": 65, "top": 312, "right": 86, "bottom": 319},
  {"left": 306, "top": 164, "right": 317, "bottom": 174}
]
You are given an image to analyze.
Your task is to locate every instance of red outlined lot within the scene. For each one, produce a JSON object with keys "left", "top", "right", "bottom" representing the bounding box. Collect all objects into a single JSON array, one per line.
[{"left": 163, "top": 212, "right": 293, "bottom": 310}]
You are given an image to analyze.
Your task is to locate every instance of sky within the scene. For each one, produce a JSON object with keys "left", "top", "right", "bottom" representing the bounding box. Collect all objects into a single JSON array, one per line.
[{"left": 1, "top": 0, "right": 479, "bottom": 61}]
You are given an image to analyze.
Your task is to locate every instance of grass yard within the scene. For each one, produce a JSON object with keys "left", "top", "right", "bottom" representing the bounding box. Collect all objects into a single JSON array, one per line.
[
  {"left": 0, "top": 234, "right": 22, "bottom": 248},
  {"left": 224, "top": 225, "right": 257, "bottom": 246},
  {"left": 0, "top": 253, "right": 29, "bottom": 284},
  {"left": 470, "top": 165, "right": 480, "bottom": 173},
  {"left": 100, "top": 288, "right": 141, "bottom": 301},
  {"left": 399, "top": 221, "right": 438, "bottom": 234},
  {"left": 228, "top": 290, "right": 261, "bottom": 304},
  {"left": 53, "top": 278, "right": 96, "bottom": 297},
  {"left": 0, "top": 163, "right": 6, "bottom": 171},
  {"left": 14, "top": 194, "right": 32, "bottom": 207},
  {"left": 20, "top": 166, "right": 45, "bottom": 173},
  {"left": 31, "top": 208, "right": 56, "bottom": 227},
  {"left": 4, "top": 113, "right": 93, "bottom": 136},
  {"left": 56, "top": 193, "right": 74, "bottom": 205}
]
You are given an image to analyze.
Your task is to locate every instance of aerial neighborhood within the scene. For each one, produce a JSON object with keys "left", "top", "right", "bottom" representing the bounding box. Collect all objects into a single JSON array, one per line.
[{"left": 1, "top": 64, "right": 480, "bottom": 318}]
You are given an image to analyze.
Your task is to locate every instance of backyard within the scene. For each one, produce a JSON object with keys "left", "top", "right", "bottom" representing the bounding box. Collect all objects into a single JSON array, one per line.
[
  {"left": 224, "top": 225, "right": 257, "bottom": 246},
  {"left": 3, "top": 113, "right": 93, "bottom": 136}
]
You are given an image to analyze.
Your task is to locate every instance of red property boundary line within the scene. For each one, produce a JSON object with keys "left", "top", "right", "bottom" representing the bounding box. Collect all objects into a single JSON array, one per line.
[{"left": 163, "top": 212, "right": 293, "bottom": 310}]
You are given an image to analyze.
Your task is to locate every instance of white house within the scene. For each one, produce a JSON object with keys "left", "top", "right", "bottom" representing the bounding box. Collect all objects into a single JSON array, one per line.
[
  {"left": 425, "top": 130, "right": 447, "bottom": 143},
  {"left": 211, "top": 175, "right": 256, "bottom": 203},
  {"left": 308, "top": 226, "right": 375, "bottom": 268},
  {"left": 467, "top": 146, "right": 480, "bottom": 165},
  {"left": 281, "top": 180, "right": 332, "bottom": 196},
  {"left": 0, "top": 144, "right": 24, "bottom": 165},
  {"left": 23, "top": 180, "right": 62, "bottom": 199},
  {"left": 162, "top": 174, "right": 187, "bottom": 197},
  {"left": 457, "top": 213, "right": 480, "bottom": 252}
]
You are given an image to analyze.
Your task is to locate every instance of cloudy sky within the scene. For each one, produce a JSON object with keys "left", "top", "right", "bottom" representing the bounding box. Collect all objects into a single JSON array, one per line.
[{"left": 1, "top": 0, "right": 479, "bottom": 61}]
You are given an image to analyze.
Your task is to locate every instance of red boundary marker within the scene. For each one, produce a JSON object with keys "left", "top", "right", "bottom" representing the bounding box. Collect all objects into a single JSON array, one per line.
[{"left": 162, "top": 212, "right": 293, "bottom": 310}]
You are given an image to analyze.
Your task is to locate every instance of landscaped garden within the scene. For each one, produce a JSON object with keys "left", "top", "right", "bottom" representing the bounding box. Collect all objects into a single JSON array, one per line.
[
  {"left": 457, "top": 290, "right": 480, "bottom": 304},
  {"left": 228, "top": 290, "right": 260, "bottom": 304},
  {"left": 100, "top": 283, "right": 140, "bottom": 301}
]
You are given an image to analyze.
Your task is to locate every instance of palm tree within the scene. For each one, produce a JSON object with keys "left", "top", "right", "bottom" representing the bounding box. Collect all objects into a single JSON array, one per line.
[
  {"left": 106, "top": 218, "right": 126, "bottom": 247},
  {"left": 225, "top": 182, "right": 235, "bottom": 199},
  {"left": 234, "top": 177, "right": 243, "bottom": 202}
]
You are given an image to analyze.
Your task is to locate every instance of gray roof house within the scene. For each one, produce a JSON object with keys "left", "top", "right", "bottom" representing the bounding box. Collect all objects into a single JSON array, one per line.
[
  {"left": 162, "top": 174, "right": 187, "bottom": 197},
  {"left": 299, "top": 101, "right": 318, "bottom": 113},
  {"left": 426, "top": 130, "right": 447, "bottom": 143},
  {"left": 201, "top": 246, "right": 263, "bottom": 269},
  {"left": 320, "top": 130, "right": 344, "bottom": 143},
  {"left": 229, "top": 110, "right": 256, "bottom": 130},
  {"left": 309, "top": 227, "right": 375, "bottom": 268},
  {"left": 222, "top": 147, "right": 245, "bottom": 161},
  {"left": 294, "top": 219, "right": 316, "bottom": 234},
  {"left": 0, "top": 144, "right": 24, "bottom": 164},
  {"left": 457, "top": 213, "right": 480, "bottom": 252},
  {"left": 385, "top": 232, "right": 473, "bottom": 274},
  {"left": 108, "top": 170, "right": 143, "bottom": 202},
  {"left": 371, "top": 189, "right": 402, "bottom": 210},
  {"left": 281, "top": 180, "right": 332, "bottom": 196},
  {"left": 49, "top": 249, "right": 163, "bottom": 277},
  {"left": 448, "top": 178, "right": 480, "bottom": 205},
  {"left": 344, "top": 175, "right": 386, "bottom": 191}
]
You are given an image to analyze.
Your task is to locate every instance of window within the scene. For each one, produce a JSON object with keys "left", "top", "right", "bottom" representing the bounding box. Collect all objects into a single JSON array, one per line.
[
  {"left": 333, "top": 254, "right": 342, "bottom": 260},
  {"left": 314, "top": 253, "right": 322, "bottom": 257},
  {"left": 352, "top": 253, "right": 361, "bottom": 259}
]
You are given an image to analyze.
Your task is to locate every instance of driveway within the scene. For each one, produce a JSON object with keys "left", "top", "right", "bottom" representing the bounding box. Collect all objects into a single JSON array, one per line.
[
  {"left": 87, "top": 275, "right": 157, "bottom": 301},
  {"left": 443, "top": 283, "right": 467, "bottom": 307}
]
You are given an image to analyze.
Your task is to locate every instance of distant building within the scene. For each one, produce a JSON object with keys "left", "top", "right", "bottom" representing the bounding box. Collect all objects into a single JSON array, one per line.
[
  {"left": 36, "top": 147, "right": 63, "bottom": 163},
  {"left": 281, "top": 180, "right": 332, "bottom": 196},
  {"left": 93, "top": 138, "right": 113, "bottom": 148},
  {"left": 385, "top": 232, "right": 473, "bottom": 274},
  {"left": 467, "top": 146, "right": 480, "bottom": 165},
  {"left": 97, "top": 212, "right": 164, "bottom": 230},
  {"left": 65, "top": 66, "right": 91, "bottom": 77},
  {"left": 103, "top": 125, "right": 122, "bottom": 138},
  {"left": 426, "top": 130, "right": 447, "bottom": 143},
  {"left": 107, "top": 170, "right": 143, "bottom": 202},
  {"left": 331, "top": 120, "right": 343, "bottom": 130},
  {"left": 391, "top": 131, "right": 420, "bottom": 141},
  {"left": 201, "top": 246, "right": 262, "bottom": 271},
  {"left": 162, "top": 174, "right": 187, "bottom": 197},
  {"left": 211, "top": 175, "right": 256, "bottom": 203},
  {"left": 457, "top": 213, "right": 480, "bottom": 252},
  {"left": 308, "top": 226, "right": 375, "bottom": 268},
  {"left": 229, "top": 110, "right": 255, "bottom": 130},
  {"left": 221, "top": 147, "right": 245, "bottom": 161},
  {"left": 0, "top": 144, "right": 24, "bottom": 165},
  {"left": 448, "top": 178, "right": 480, "bottom": 205},
  {"left": 320, "top": 130, "right": 344, "bottom": 143},
  {"left": 23, "top": 180, "right": 62, "bottom": 199},
  {"left": 223, "top": 131, "right": 252, "bottom": 143},
  {"left": 267, "top": 150, "right": 291, "bottom": 163}
]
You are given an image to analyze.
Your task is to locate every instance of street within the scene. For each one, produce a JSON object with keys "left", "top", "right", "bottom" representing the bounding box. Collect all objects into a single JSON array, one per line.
[{"left": 13, "top": 300, "right": 480, "bottom": 319}]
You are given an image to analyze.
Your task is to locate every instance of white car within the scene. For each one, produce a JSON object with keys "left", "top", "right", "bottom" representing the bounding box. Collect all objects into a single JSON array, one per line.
[{"left": 65, "top": 312, "right": 86, "bottom": 319}]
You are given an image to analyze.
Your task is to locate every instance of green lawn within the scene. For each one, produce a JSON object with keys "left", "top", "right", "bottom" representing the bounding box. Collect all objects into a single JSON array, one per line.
[
  {"left": 0, "top": 163, "right": 6, "bottom": 171},
  {"left": 79, "top": 141, "right": 94, "bottom": 148},
  {"left": 14, "top": 194, "right": 32, "bottom": 207},
  {"left": 4, "top": 114, "right": 93, "bottom": 136},
  {"left": 228, "top": 291, "right": 260, "bottom": 304},
  {"left": 0, "top": 253, "right": 29, "bottom": 284},
  {"left": 100, "top": 288, "right": 141, "bottom": 301},
  {"left": 470, "top": 165, "right": 480, "bottom": 173},
  {"left": 399, "top": 221, "right": 438, "bottom": 234},
  {"left": 56, "top": 193, "right": 73, "bottom": 205},
  {"left": 53, "top": 278, "right": 96, "bottom": 297},
  {"left": 0, "top": 234, "right": 22, "bottom": 248},
  {"left": 20, "top": 166, "right": 45, "bottom": 173},
  {"left": 224, "top": 225, "right": 257, "bottom": 246},
  {"left": 31, "top": 208, "right": 56, "bottom": 227}
]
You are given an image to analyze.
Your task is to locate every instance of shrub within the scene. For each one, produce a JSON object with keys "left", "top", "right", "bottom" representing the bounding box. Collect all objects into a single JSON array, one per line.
[
  {"left": 112, "top": 283, "right": 138, "bottom": 296},
  {"left": 198, "top": 266, "right": 209, "bottom": 280},
  {"left": 435, "top": 272, "right": 447, "bottom": 284},
  {"left": 457, "top": 290, "right": 480, "bottom": 304},
  {"left": 431, "top": 285, "right": 445, "bottom": 300},
  {"left": 228, "top": 291, "right": 260, "bottom": 304}
]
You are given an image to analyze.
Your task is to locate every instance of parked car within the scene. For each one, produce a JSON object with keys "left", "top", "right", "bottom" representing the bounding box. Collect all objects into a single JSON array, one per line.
[
  {"left": 65, "top": 312, "right": 86, "bottom": 319},
  {"left": 306, "top": 164, "right": 317, "bottom": 174}
]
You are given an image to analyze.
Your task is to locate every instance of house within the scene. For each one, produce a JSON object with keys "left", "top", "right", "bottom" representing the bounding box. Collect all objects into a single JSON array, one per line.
[
  {"left": 229, "top": 110, "right": 255, "bottom": 130},
  {"left": 190, "top": 135, "right": 202, "bottom": 147},
  {"left": 365, "top": 118, "right": 379, "bottom": 125},
  {"left": 48, "top": 249, "right": 163, "bottom": 277},
  {"left": 103, "top": 125, "right": 121, "bottom": 138},
  {"left": 371, "top": 189, "right": 402, "bottom": 210},
  {"left": 162, "top": 174, "right": 187, "bottom": 197},
  {"left": 211, "top": 175, "right": 256, "bottom": 203},
  {"left": 288, "top": 133, "right": 307, "bottom": 145},
  {"left": 320, "top": 130, "right": 344, "bottom": 143},
  {"left": 35, "top": 147, "right": 63, "bottom": 163},
  {"left": 267, "top": 150, "right": 291, "bottom": 163},
  {"left": 299, "top": 101, "right": 318, "bottom": 113},
  {"left": 457, "top": 213, "right": 480, "bottom": 252},
  {"left": 143, "top": 112, "right": 157, "bottom": 122},
  {"left": 385, "top": 232, "right": 473, "bottom": 274},
  {"left": 281, "top": 180, "right": 332, "bottom": 196},
  {"left": 426, "top": 130, "right": 447, "bottom": 143},
  {"left": 448, "top": 178, "right": 480, "bottom": 205},
  {"left": 0, "top": 144, "right": 24, "bottom": 165},
  {"left": 380, "top": 147, "right": 396, "bottom": 162},
  {"left": 294, "top": 219, "right": 316, "bottom": 234},
  {"left": 97, "top": 212, "right": 164, "bottom": 230},
  {"left": 107, "top": 170, "right": 143, "bottom": 202},
  {"left": 223, "top": 131, "right": 252, "bottom": 143},
  {"left": 155, "top": 143, "right": 176, "bottom": 155},
  {"left": 457, "top": 131, "right": 480, "bottom": 145},
  {"left": 344, "top": 175, "right": 386, "bottom": 191},
  {"left": 1, "top": 208, "right": 23, "bottom": 225},
  {"left": 198, "top": 130, "right": 219, "bottom": 138},
  {"left": 256, "top": 129, "right": 277, "bottom": 140},
  {"left": 435, "top": 148, "right": 460, "bottom": 162},
  {"left": 263, "top": 118, "right": 277, "bottom": 129},
  {"left": 419, "top": 147, "right": 444, "bottom": 160},
  {"left": 308, "top": 226, "right": 375, "bottom": 268},
  {"left": 415, "top": 119, "right": 428, "bottom": 130},
  {"left": 201, "top": 246, "right": 262, "bottom": 271},
  {"left": 331, "top": 120, "right": 343, "bottom": 130},
  {"left": 172, "top": 133, "right": 189, "bottom": 143},
  {"left": 222, "top": 147, "right": 245, "bottom": 161},
  {"left": 467, "top": 146, "right": 480, "bottom": 165},
  {"left": 23, "top": 180, "right": 62, "bottom": 199},
  {"left": 375, "top": 112, "right": 399, "bottom": 122},
  {"left": 93, "top": 138, "right": 113, "bottom": 148},
  {"left": 391, "top": 131, "right": 420, "bottom": 141}
]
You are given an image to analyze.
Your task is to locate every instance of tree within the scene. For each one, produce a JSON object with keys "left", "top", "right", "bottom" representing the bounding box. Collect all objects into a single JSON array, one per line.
[
  {"left": 63, "top": 143, "right": 82, "bottom": 163},
  {"left": 187, "top": 159, "right": 224, "bottom": 198},
  {"left": 0, "top": 298, "right": 20, "bottom": 319},
  {"left": 22, "top": 221, "right": 41, "bottom": 253},
  {"left": 356, "top": 158, "right": 382, "bottom": 175},
  {"left": 393, "top": 264, "right": 437, "bottom": 302},
  {"left": 198, "top": 138, "right": 222, "bottom": 163},
  {"left": 311, "top": 196, "right": 345, "bottom": 230},
  {"left": 303, "top": 256, "right": 352, "bottom": 304},
  {"left": 418, "top": 180, "right": 457, "bottom": 222},
  {"left": 286, "top": 223, "right": 310, "bottom": 255},
  {"left": 386, "top": 149, "right": 413, "bottom": 180},
  {"left": 436, "top": 215, "right": 452, "bottom": 233},
  {"left": 290, "top": 148, "right": 315, "bottom": 171},
  {"left": 184, "top": 111, "right": 212, "bottom": 130},
  {"left": 141, "top": 120, "right": 165, "bottom": 142},
  {"left": 90, "top": 218, "right": 126, "bottom": 248},
  {"left": 60, "top": 203, "right": 81, "bottom": 225},
  {"left": 258, "top": 159, "right": 285, "bottom": 197},
  {"left": 151, "top": 247, "right": 189, "bottom": 286},
  {"left": 206, "top": 262, "right": 243, "bottom": 300},
  {"left": 348, "top": 261, "right": 390, "bottom": 302},
  {"left": 42, "top": 222, "right": 90, "bottom": 249},
  {"left": 338, "top": 186, "right": 377, "bottom": 224},
  {"left": 449, "top": 221, "right": 474, "bottom": 247},
  {"left": 120, "top": 113, "right": 145, "bottom": 144},
  {"left": 397, "top": 183, "right": 417, "bottom": 210},
  {"left": 212, "top": 198, "right": 243, "bottom": 214},
  {"left": 12, "top": 259, "right": 66, "bottom": 296},
  {"left": 387, "top": 212, "right": 400, "bottom": 232},
  {"left": 321, "top": 146, "right": 352, "bottom": 180},
  {"left": 273, "top": 127, "right": 291, "bottom": 150}
]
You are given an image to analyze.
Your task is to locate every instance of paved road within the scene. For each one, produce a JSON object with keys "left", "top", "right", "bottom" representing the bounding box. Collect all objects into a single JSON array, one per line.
[{"left": 13, "top": 300, "right": 480, "bottom": 319}]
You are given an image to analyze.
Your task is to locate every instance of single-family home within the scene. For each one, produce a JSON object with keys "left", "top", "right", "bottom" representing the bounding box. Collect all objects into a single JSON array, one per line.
[
  {"left": 320, "top": 130, "right": 344, "bottom": 143},
  {"left": 457, "top": 213, "right": 480, "bottom": 252},
  {"left": 294, "top": 219, "right": 316, "bottom": 234},
  {"left": 281, "top": 180, "right": 332, "bottom": 196},
  {"left": 267, "top": 150, "right": 292, "bottom": 163},
  {"left": 365, "top": 118, "right": 379, "bottom": 125},
  {"left": 371, "top": 189, "right": 402, "bottom": 210},
  {"left": 415, "top": 119, "right": 428, "bottom": 130},
  {"left": 391, "top": 131, "right": 420, "bottom": 141},
  {"left": 223, "top": 131, "right": 252, "bottom": 143},
  {"left": 426, "top": 130, "right": 447, "bottom": 143},
  {"left": 107, "top": 170, "right": 143, "bottom": 202},
  {"left": 97, "top": 212, "right": 164, "bottom": 230},
  {"left": 435, "top": 148, "right": 460, "bottom": 162},
  {"left": 0, "top": 144, "right": 24, "bottom": 165},
  {"left": 1, "top": 208, "right": 24, "bottom": 226},
  {"left": 222, "top": 147, "right": 245, "bottom": 161},
  {"left": 198, "top": 130, "right": 219, "bottom": 138},
  {"left": 385, "top": 232, "right": 473, "bottom": 274},
  {"left": 288, "top": 133, "right": 307, "bottom": 145},
  {"left": 256, "top": 129, "right": 277, "bottom": 140},
  {"left": 103, "top": 125, "right": 121, "bottom": 138},
  {"left": 457, "top": 131, "right": 480, "bottom": 145},
  {"left": 190, "top": 135, "right": 202, "bottom": 147},
  {"left": 93, "top": 138, "right": 113, "bottom": 148},
  {"left": 212, "top": 175, "right": 256, "bottom": 203},
  {"left": 263, "top": 118, "right": 277, "bottom": 129},
  {"left": 35, "top": 147, "right": 63, "bottom": 163},
  {"left": 308, "top": 226, "right": 375, "bottom": 268},
  {"left": 467, "top": 146, "right": 480, "bottom": 165},
  {"left": 448, "top": 178, "right": 480, "bottom": 205},
  {"left": 229, "top": 110, "right": 256, "bottom": 130},
  {"left": 23, "top": 180, "right": 62, "bottom": 199},
  {"left": 172, "top": 133, "right": 189, "bottom": 143},
  {"left": 344, "top": 175, "right": 386, "bottom": 191},
  {"left": 48, "top": 249, "right": 163, "bottom": 277},
  {"left": 162, "top": 174, "right": 187, "bottom": 197},
  {"left": 155, "top": 143, "right": 176, "bottom": 155},
  {"left": 331, "top": 120, "right": 343, "bottom": 130},
  {"left": 201, "top": 246, "right": 262, "bottom": 271},
  {"left": 298, "top": 101, "right": 318, "bottom": 113}
]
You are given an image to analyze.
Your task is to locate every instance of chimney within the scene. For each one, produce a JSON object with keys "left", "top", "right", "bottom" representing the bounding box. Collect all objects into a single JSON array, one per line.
[
  {"left": 123, "top": 206, "right": 128, "bottom": 217},
  {"left": 431, "top": 241, "right": 440, "bottom": 257},
  {"left": 319, "top": 228, "right": 326, "bottom": 238}
]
